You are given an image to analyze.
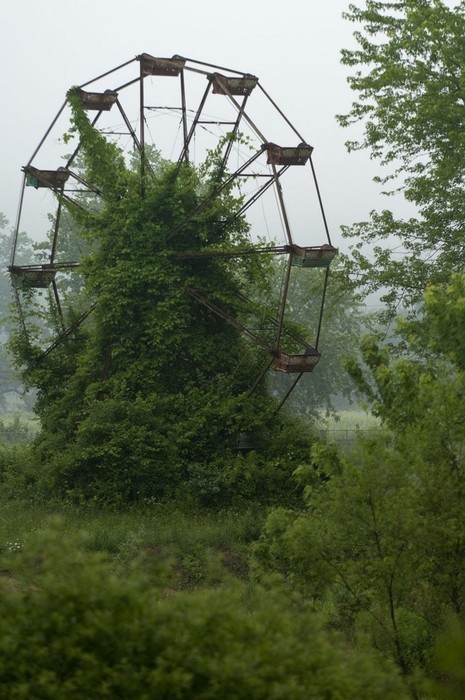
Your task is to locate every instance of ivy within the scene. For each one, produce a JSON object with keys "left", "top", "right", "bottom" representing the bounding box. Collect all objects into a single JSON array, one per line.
[{"left": 10, "top": 92, "right": 309, "bottom": 504}]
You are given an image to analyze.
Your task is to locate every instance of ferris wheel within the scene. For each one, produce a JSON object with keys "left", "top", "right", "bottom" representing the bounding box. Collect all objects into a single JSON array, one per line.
[{"left": 9, "top": 53, "right": 337, "bottom": 404}]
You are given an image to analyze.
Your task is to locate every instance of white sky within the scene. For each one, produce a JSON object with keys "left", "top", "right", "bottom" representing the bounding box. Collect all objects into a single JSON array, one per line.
[{"left": 0, "top": 0, "right": 401, "bottom": 252}]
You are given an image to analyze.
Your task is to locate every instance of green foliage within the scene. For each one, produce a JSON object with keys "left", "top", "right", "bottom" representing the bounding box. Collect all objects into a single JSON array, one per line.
[
  {"left": 339, "top": 0, "right": 465, "bottom": 313},
  {"left": 0, "top": 220, "right": 36, "bottom": 409},
  {"left": 8, "top": 92, "right": 314, "bottom": 505},
  {"left": 0, "top": 520, "right": 407, "bottom": 699},
  {"left": 0, "top": 443, "right": 37, "bottom": 501},
  {"left": 254, "top": 275, "right": 465, "bottom": 695},
  {"left": 431, "top": 617, "right": 465, "bottom": 699}
]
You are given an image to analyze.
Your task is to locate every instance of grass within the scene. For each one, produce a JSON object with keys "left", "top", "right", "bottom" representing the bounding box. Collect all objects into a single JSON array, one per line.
[
  {"left": 0, "top": 408, "right": 380, "bottom": 586},
  {"left": 0, "top": 500, "right": 266, "bottom": 590}
]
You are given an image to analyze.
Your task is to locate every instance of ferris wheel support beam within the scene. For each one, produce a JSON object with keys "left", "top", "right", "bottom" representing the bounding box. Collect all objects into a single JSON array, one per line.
[
  {"left": 315, "top": 267, "right": 330, "bottom": 350},
  {"left": 180, "top": 70, "right": 189, "bottom": 164},
  {"left": 65, "top": 110, "right": 105, "bottom": 170},
  {"left": 234, "top": 165, "right": 289, "bottom": 221},
  {"left": 11, "top": 171, "right": 27, "bottom": 267},
  {"left": 26, "top": 100, "right": 68, "bottom": 167},
  {"left": 116, "top": 99, "right": 143, "bottom": 152},
  {"left": 180, "top": 56, "right": 248, "bottom": 77},
  {"left": 139, "top": 64, "right": 146, "bottom": 196},
  {"left": 274, "top": 254, "right": 293, "bottom": 350},
  {"left": 167, "top": 147, "right": 266, "bottom": 242},
  {"left": 177, "top": 81, "right": 212, "bottom": 167},
  {"left": 257, "top": 83, "right": 306, "bottom": 143},
  {"left": 51, "top": 279, "right": 66, "bottom": 330},
  {"left": 219, "top": 92, "right": 252, "bottom": 176},
  {"left": 41, "top": 302, "right": 97, "bottom": 359},
  {"left": 309, "top": 156, "right": 333, "bottom": 246},
  {"left": 50, "top": 197, "right": 64, "bottom": 264},
  {"left": 270, "top": 162, "right": 294, "bottom": 247},
  {"left": 212, "top": 75, "right": 267, "bottom": 144},
  {"left": 185, "top": 286, "right": 274, "bottom": 354},
  {"left": 78, "top": 57, "right": 138, "bottom": 90},
  {"left": 274, "top": 372, "right": 305, "bottom": 413},
  {"left": 247, "top": 357, "right": 276, "bottom": 396}
]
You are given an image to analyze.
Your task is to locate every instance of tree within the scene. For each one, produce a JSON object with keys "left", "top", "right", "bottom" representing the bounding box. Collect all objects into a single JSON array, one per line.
[
  {"left": 253, "top": 273, "right": 465, "bottom": 697},
  {"left": 338, "top": 0, "right": 465, "bottom": 315},
  {"left": 0, "top": 215, "right": 36, "bottom": 410}
]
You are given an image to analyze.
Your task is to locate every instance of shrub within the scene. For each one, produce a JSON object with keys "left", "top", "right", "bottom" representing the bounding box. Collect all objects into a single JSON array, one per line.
[{"left": 0, "top": 520, "right": 407, "bottom": 699}]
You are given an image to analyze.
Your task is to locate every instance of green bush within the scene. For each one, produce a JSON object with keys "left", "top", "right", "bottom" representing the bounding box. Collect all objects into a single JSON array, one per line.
[
  {"left": 0, "top": 444, "right": 40, "bottom": 502},
  {"left": 0, "top": 521, "right": 407, "bottom": 699}
]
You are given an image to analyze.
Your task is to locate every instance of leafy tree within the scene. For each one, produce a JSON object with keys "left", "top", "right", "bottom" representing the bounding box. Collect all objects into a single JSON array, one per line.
[
  {"left": 338, "top": 0, "right": 465, "bottom": 314},
  {"left": 253, "top": 273, "right": 465, "bottom": 697},
  {"left": 0, "top": 216, "right": 36, "bottom": 410}
]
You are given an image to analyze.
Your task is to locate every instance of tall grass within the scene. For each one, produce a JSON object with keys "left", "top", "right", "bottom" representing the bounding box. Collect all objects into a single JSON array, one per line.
[{"left": 0, "top": 501, "right": 265, "bottom": 589}]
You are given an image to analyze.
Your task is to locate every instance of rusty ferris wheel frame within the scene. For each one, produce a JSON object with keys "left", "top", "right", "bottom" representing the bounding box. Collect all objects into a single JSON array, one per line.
[{"left": 9, "top": 53, "right": 337, "bottom": 406}]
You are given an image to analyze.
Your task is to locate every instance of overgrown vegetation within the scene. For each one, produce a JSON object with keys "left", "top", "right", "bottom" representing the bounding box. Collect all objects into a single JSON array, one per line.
[
  {"left": 1, "top": 2, "right": 465, "bottom": 697},
  {"left": 8, "top": 92, "right": 318, "bottom": 507}
]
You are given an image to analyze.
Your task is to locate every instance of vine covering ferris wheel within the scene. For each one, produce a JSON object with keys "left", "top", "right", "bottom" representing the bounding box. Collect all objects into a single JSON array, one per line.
[{"left": 9, "top": 53, "right": 337, "bottom": 402}]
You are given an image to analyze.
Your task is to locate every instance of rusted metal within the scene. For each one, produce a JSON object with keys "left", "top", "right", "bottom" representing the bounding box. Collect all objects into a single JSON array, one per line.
[
  {"left": 11, "top": 171, "right": 27, "bottom": 266},
  {"left": 180, "top": 70, "right": 189, "bottom": 164},
  {"left": 179, "top": 56, "right": 247, "bottom": 77},
  {"left": 266, "top": 143, "right": 313, "bottom": 166},
  {"left": 290, "top": 244, "right": 338, "bottom": 268},
  {"left": 185, "top": 287, "right": 320, "bottom": 376},
  {"left": 274, "top": 348, "right": 320, "bottom": 373},
  {"left": 315, "top": 267, "right": 330, "bottom": 350},
  {"left": 115, "top": 100, "right": 143, "bottom": 153},
  {"left": 274, "top": 254, "right": 292, "bottom": 350},
  {"left": 78, "top": 57, "right": 137, "bottom": 89},
  {"left": 173, "top": 244, "right": 289, "bottom": 260},
  {"left": 139, "top": 60, "right": 146, "bottom": 195},
  {"left": 26, "top": 100, "right": 68, "bottom": 167},
  {"left": 168, "top": 147, "right": 266, "bottom": 241},
  {"left": 41, "top": 303, "right": 97, "bottom": 359},
  {"left": 235, "top": 430, "right": 260, "bottom": 452},
  {"left": 185, "top": 287, "right": 273, "bottom": 353},
  {"left": 269, "top": 161, "right": 293, "bottom": 247},
  {"left": 274, "top": 373, "right": 305, "bottom": 413},
  {"left": 12, "top": 52, "right": 334, "bottom": 402},
  {"left": 211, "top": 73, "right": 258, "bottom": 96},
  {"left": 24, "top": 165, "right": 69, "bottom": 189},
  {"left": 177, "top": 80, "right": 212, "bottom": 166},
  {"left": 73, "top": 88, "right": 118, "bottom": 111},
  {"left": 9, "top": 264, "right": 57, "bottom": 289},
  {"left": 138, "top": 53, "right": 185, "bottom": 77},
  {"left": 309, "top": 155, "right": 333, "bottom": 246},
  {"left": 50, "top": 198, "right": 63, "bottom": 264},
  {"left": 257, "top": 83, "right": 306, "bottom": 143}
]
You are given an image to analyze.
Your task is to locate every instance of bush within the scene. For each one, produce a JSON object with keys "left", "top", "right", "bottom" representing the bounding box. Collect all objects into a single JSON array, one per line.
[
  {"left": 0, "top": 520, "right": 407, "bottom": 699},
  {"left": 0, "top": 443, "right": 40, "bottom": 502}
]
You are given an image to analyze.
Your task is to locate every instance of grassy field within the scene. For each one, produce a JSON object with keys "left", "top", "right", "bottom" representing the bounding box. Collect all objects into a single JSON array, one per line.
[
  {"left": 0, "top": 407, "right": 380, "bottom": 588},
  {"left": 0, "top": 501, "right": 265, "bottom": 590}
]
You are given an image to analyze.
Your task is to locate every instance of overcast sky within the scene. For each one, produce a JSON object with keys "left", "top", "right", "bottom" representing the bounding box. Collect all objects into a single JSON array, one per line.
[{"left": 0, "top": 0, "right": 400, "bottom": 251}]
